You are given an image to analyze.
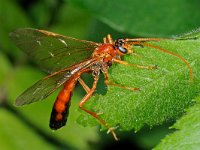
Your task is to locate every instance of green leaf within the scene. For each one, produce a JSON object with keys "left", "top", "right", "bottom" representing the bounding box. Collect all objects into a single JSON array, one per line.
[
  {"left": 154, "top": 95, "right": 200, "bottom": 150},
  {"left": 78, "top": 29, "right": 200, "bottom": 133},
  {"left": 0, "top": 109, "right": 56, "bottom": 150},
  {"left": 0, "top": 0, "right": 30, "bottom": 57},
  {"left": 69, "top": 0, "right": 200, "bottom": 37},
  {"left": 51, "top": 4, "right": 92, "bottom": 38},
  {"left": 0, "top": 52, "right": 12, "bottom": 84}
]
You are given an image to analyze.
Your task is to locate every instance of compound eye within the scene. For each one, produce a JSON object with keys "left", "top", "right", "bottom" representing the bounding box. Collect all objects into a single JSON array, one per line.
[
  {"left": 115, "top": 38, "right": 127, "bottom": 54},
  {"left": 118, "top": 46, "right": 128, "bottom": 54},
  {"left": 115, "top": 38, "right": 125, "bottom": 47}
]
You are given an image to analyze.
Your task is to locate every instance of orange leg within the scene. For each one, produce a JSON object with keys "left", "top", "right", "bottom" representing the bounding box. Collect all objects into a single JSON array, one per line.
[
  {"left": 107, "top": 34, "right": 114, "bottom": 44},
  {"left": 78, "top": 78, "right": 90, "bottom": 93},
  {"left": 103, "top": 70, "right": 140, "bottom": 91},
  {"left": 79, "top": 75, "right": 119, "bottom": 141},
  {"left": 103, "top": 34, "right": 114, "bottom": 44},
  {"left": 108, "top": 58, "right": 156, "bottom": 90},
  {"left": 113, "top": 58, "right": 157, "bottom": 69},
  {"left": 103, "top": 37, "right": 107, "bottom": 43}
]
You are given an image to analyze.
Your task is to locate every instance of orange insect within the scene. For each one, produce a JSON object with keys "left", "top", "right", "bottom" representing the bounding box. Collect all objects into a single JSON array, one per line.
[{"left": 9, "top": 28, "right": 192, "bottom": 141}]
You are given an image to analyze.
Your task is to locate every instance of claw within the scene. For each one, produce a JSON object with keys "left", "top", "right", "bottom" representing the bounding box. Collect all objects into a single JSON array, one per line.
[{"left": 107, "top": 125, "right": 120, "bottom": 141}]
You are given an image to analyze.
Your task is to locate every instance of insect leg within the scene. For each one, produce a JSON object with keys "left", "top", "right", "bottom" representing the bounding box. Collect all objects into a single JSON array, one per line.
[
  {"left": 103, "top": 71, "right": 140, "bottom": 91},
  {"left": 107, "top": 34, "right": 114, "bottom": 44},
  {"left": 113, "top": 58, "right": 157, "bottom": 69},
  {"left": 79, "top": 75, "right": 119, "bottom": 141},
  {"left": 78, "top": 78, "right": 90, "bottom": 93},
  {"left": 103, "top": 37, "right": 108, "bottom": 43}
]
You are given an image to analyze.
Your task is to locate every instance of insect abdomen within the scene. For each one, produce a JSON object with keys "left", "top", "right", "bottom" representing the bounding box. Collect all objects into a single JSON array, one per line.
[{"left": 49, "top": 75, "right": 79, "bottom": 130}]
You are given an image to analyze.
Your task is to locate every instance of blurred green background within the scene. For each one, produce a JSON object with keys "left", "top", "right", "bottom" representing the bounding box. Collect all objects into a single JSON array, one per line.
[{"left": 0, "top": 0, "right": 199, "bottom": 150}]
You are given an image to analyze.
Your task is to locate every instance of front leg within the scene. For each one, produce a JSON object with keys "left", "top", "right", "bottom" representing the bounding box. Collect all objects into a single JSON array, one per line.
[
  {"left": 113, "top": 58, "right": 157, "bottom": 69},
  {"left": 103, "top": 70, "right": 140, "bottom": 91}
]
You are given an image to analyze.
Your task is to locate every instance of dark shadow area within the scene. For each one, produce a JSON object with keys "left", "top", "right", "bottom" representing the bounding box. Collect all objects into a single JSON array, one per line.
[
  {"left": 0, "top": 95, "right": 77, "bottom": 150},
  {"left": 88, "top": 122, "right": 174, "bottom": 150}
]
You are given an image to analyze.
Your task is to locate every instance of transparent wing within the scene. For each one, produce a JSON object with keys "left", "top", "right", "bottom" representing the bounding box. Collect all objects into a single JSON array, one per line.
[
  {"left": 9, "top": 28, "right": 99, "bottom": 73},
  {"left": 15, "top": 69, "right": 71, "bottom": 106},
  {"left": 15, "top": 58, "right": 97, "bottom": 106}
]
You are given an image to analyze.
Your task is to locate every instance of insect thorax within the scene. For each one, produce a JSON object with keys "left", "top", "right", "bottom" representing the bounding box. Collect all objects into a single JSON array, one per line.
[{"left": 90, "top": 60, "right": 109, "bottom": 76}]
